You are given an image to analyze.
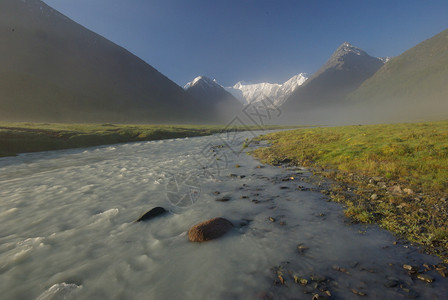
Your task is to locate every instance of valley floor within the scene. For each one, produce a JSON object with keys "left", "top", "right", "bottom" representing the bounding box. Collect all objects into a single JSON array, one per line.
[
  {"left": 0, "top": 122, "right": 291, "bottom": 157},
  {"left": 251, "top": 120, "right": 448, "bottom": 262}
]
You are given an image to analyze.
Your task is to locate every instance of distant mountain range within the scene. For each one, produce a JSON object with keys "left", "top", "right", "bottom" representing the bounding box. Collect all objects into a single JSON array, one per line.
[
  {"left": 226, "top": 74, "right": 308, "bottom": 106},
  {"left": 184, "top": 74, "right": 307, "bottom": 108},
  {"left": 0, "top": 0, "right": 446, "bottom": 125}
]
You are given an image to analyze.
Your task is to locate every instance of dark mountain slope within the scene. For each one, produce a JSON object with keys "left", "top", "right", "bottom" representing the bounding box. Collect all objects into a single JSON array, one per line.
[
  {"left": 282, "top": 42, "right": 384, "bottom": 112},
  {"left": 348, "top": 28, "right": 448, "bottom": 122},
  {"left": 0, "top": 0, "right": 203, "bottom": 123}
]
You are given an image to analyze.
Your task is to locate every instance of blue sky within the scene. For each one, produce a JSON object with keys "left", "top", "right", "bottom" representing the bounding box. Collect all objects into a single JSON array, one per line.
[{"left": 43, "top": 0, "right": 448, "bottom": 87}]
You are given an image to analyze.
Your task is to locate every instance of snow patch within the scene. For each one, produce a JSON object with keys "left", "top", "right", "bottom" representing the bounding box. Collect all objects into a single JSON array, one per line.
[{"left": 228, "top": 73, "right": 307, "bottom": 106}]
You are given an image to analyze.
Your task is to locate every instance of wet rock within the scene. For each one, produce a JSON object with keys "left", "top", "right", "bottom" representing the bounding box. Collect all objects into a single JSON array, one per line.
[
  {"left": 135, "top": 207, "right": 167, "bottom": 222},
  {"left": 417, "top": 274, "right": 434, "bottom": 283},
  {"left": 403, "top": 264, "right": 418, "bottom": 272},
  {"left": 310, "top": 275, "right": 325, "bottom": 283},
  {"left": 294, "top": 275, "right": 308, "bottom": 285},
  {"left": 384, "top": 280, "right": 399, "bottom": 288},
  {"left": 216, "top": 196, "right": 231, "bottom": 202},
  {"left": 332, "top": 265, "right": 349, "bottom": 274},
  {"left": 297, "top": 244, "right": 309, "bottom": 255},
  {"left": 241, "top": 195, "right": 248, "bottom": 199},
  {"left": 239, "top": 175, "right": 246, "bottom": 179},
  {"left": 188, "top": 217, "right": 233, "bottom": 242},
  {"left": 436, "top": 265, "right": 447, "bottom": 277},
  {"left": 351, "top": 289, "right": 366, "bottom": 296},
  {"left": 280, "top": 186, "right": 289, "bottom": 190}
]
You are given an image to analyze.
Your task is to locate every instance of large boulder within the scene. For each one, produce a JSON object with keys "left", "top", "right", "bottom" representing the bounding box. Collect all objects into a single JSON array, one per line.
[
  {"left": 188, "top": 217, "right": 233, "bottom": 242},
  {"left": 136, "top": 207, "right": 167, "bottom": 222}
]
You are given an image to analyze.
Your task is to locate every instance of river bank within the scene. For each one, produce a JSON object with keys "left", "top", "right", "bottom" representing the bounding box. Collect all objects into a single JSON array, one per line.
[
  {"left": 251, "top": 120, "right": 448, "bottom": 262},
  {"left": 0, "top": 122, "right": 293, "bottom": 157}
]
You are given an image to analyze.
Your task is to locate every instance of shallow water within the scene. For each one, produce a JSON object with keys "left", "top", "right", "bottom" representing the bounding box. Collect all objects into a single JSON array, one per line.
[{"left": 0, "top": 131, "right": 447, "bottom": 299}]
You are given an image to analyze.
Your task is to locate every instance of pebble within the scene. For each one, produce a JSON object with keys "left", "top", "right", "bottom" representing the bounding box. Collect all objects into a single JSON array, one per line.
[
  {"left": 436, "top": 267, "right": 447, "bottom": 277},
  {"left": 297, "top": 244, "right": 309, "bottom": 254},
  {"left": 384, "top": 280, "right": 399, "bottom": 288},
  {"left": 216, "top": 196, "right": 231, "bottom": 202},
  {"left": 351, "top": 288, "right": 366, "bottom": 296},
  {"left": 403, "top": 264, "right": 418, "bottom": 272},
  {"left": 416, "top": 274, "right": 434, "bottom": 283}
]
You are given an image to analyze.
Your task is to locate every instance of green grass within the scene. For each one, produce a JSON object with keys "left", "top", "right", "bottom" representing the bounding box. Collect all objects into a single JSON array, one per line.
[
  {"left": 252, "top": 120, "right": 448, "bottom": 260},
  {"left": 0, "top": 122, "right": 294, "bottom": 157}
]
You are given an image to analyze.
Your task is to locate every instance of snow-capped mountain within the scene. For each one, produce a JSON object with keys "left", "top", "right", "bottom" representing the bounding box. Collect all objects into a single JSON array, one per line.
[
  {"left": 184, "top": 76, "right": 221, "bottom": 90},
  {"left": 378, "top": 56, "right": 392, "bottom": 63},
  {"left": 184, "top": 76, "right": 239, "bottom": 104},
  {"left": 183, "top": 76, "right": 242, "bottom": 119},
  {"left": 225, "top": 73, "right": 308, "bottom": 106}
]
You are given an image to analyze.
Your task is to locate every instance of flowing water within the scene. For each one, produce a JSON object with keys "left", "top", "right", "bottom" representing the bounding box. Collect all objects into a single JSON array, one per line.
[{"left": 0, "top": 131, "right": 447, "bottom": 299}]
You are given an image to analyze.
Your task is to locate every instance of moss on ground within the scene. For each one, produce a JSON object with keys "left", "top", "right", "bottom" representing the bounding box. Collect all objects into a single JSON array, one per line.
[{"left": 251, "top": 120, "right": 448, "bottom": 261}]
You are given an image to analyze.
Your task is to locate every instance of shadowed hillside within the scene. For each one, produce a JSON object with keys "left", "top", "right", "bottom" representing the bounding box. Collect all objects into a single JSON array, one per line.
[
  {"left": 283, "top": 42, "right": 384, "bottom": 112},
  {"left": 0, "top": 0, "right": 208, "bottom": 123},
  {"left": 348, "top": 28, "right": 448, "bottom": 123}
]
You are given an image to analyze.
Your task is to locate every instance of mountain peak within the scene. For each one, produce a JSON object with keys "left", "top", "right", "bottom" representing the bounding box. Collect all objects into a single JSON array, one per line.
[
  {"left": 334, "top": 42, "right": 367, "bottom": 57},
  {"left": 184, "top": 76, "right": 219, "bottom": 89}
]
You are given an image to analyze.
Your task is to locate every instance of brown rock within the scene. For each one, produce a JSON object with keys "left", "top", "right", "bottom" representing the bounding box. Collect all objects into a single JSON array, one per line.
[
  {"left": 388, "top": 185, "right": 402, "bottom": 194},
  {"left": 403, "top": 188, "right": 414, "bottom": 195},
  {"left": 188, "top": 217, "right": 233, "bottom": 242}
]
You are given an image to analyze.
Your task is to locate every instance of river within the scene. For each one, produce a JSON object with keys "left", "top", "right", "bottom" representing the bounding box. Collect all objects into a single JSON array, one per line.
[{"left": 0, "top": 130, "right": 447, "bottom": 299}]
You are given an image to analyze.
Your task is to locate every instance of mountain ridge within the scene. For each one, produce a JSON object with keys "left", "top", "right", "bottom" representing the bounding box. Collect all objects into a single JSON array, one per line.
[
  {"left": 0, "top": 0, "right": 207, "bottom": 123},
  {"left": 347, "top": 28, "right": 448, "bottom": 122},
  {"left": 282, "top": 41, "right": 385, "bottom": 114},
  {"left": 225, "top": 73, "right": 308, "bottom": 106}
]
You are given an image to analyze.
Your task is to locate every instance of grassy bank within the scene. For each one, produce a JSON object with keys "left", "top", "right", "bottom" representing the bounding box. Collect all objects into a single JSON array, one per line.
[
  {"left": 0, "top": 122, "right": 291, "bottom": 157},
  {"left": 252, "top": 120, "right": 448, "bottom": 261}
]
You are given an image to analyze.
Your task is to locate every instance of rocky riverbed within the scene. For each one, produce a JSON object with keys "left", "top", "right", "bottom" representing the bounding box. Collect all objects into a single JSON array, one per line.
[{"left": 0, "top": 131, "right": 447, "bottom": 299}]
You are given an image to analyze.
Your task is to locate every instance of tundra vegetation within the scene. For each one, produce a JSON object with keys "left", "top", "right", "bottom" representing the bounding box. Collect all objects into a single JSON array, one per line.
[{"left": 252, "top": 120, "right": 448, "bottom": 261}]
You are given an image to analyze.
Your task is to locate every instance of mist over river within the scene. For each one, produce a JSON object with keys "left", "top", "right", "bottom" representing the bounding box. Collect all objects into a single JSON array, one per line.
[{"left": 0, "top": 131, "right": 447, "bottom": 299}]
